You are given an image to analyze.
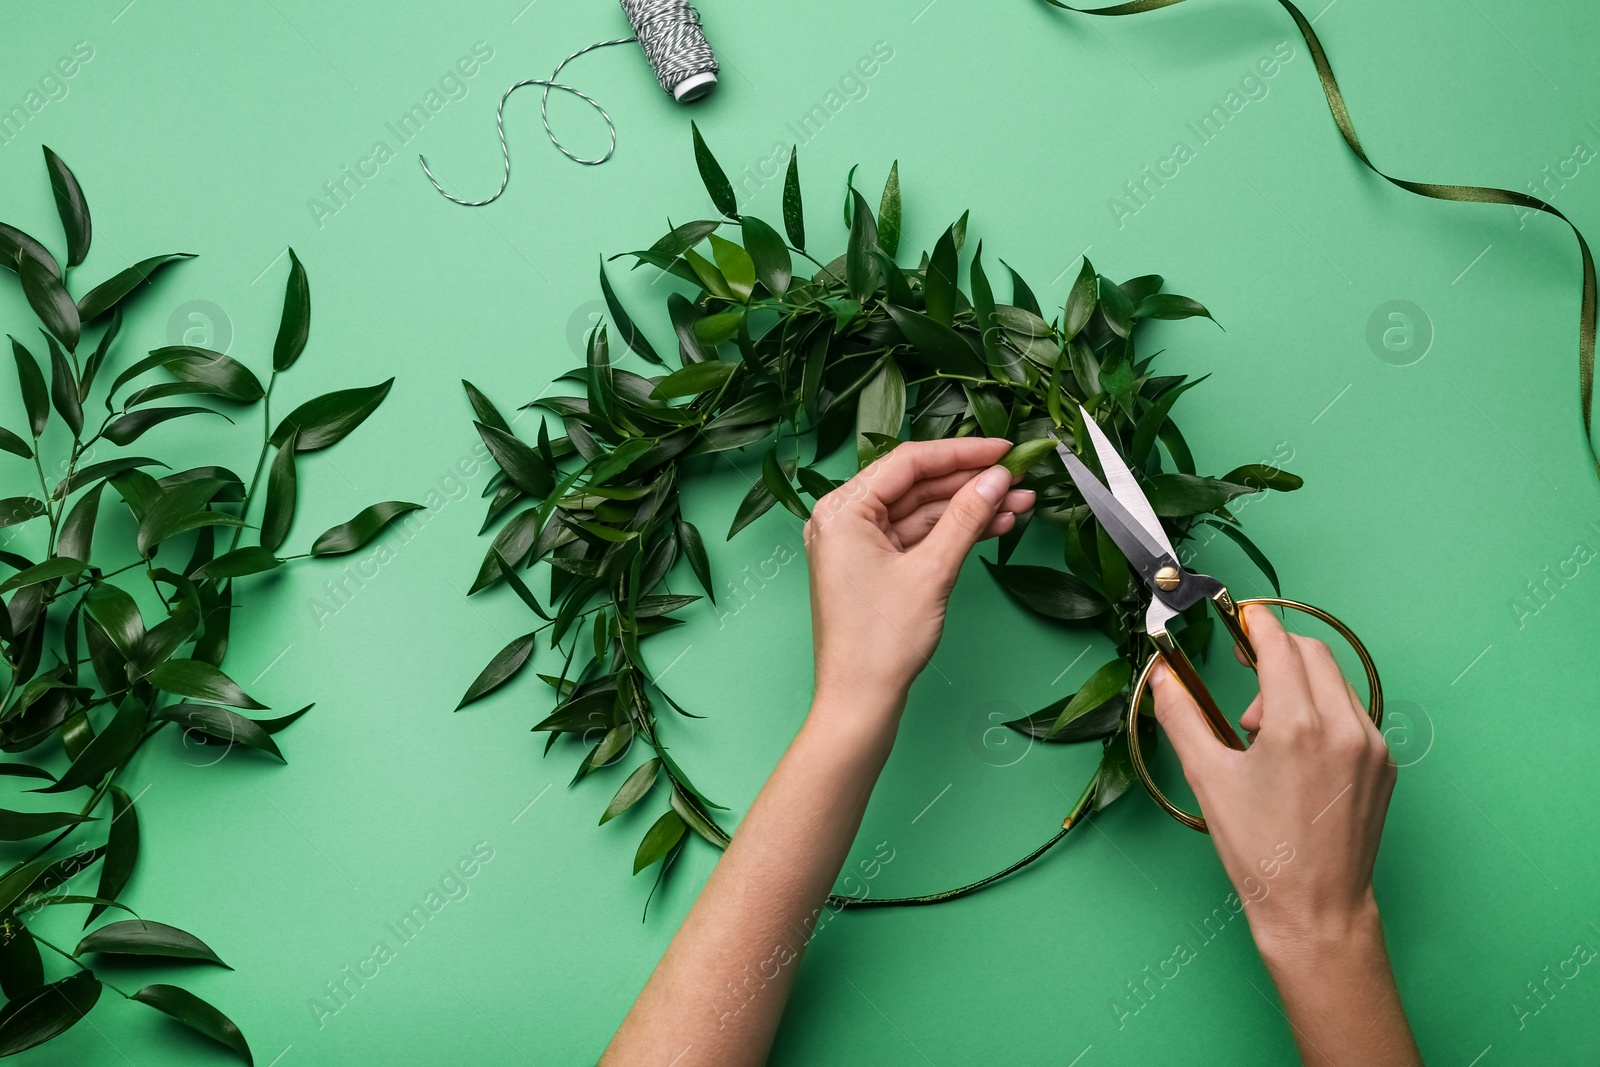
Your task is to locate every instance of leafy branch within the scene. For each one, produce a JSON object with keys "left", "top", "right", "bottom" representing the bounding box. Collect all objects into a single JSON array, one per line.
[
  {"left": 457, "top": 126, "right": 1301, "bottom": 905},
  {"left": 0, "top": 148, "right": 418, "bottom": 1061}
]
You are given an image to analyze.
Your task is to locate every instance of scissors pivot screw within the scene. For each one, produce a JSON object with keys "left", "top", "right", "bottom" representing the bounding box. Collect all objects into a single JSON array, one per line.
[{"left": 1154, "top": 565, "right": 1181, "bottom": 591}]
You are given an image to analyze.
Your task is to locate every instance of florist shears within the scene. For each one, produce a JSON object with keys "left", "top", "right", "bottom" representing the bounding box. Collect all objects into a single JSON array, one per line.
[{"left": 1053, "top": 408, "right": 1383, "bottom": 833}]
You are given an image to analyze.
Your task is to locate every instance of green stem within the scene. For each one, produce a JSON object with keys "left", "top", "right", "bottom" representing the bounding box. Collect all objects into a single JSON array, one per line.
[
  {"left": 228, "top": 371, "right": 276, "bottom": 553},
  {"left": 31, "top": 933, "right": 132, "bottom": 997}
]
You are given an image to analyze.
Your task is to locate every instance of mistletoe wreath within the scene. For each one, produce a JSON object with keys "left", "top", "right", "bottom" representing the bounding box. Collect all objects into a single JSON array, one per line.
[{"left": 457, "top": 126, "right": 1301, "bottom": 908}]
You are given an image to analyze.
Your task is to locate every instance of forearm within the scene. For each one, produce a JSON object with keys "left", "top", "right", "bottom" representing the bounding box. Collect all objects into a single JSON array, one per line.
[
  {"left": 603, "top": 687, "right": 900, "bottom": 1066},
  {"left": 1255, "top": 899, "right": 1422, "bottom": 1067}
]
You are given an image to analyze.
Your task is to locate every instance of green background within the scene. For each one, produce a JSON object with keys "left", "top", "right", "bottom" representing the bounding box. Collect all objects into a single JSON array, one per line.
[{"left": 4, "top": 0, "right": 1599, "bottom": 1063}]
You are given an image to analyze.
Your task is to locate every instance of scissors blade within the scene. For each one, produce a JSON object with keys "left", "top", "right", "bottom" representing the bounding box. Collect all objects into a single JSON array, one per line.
[
  {"left": 1076, "top": 405, "right": 1177, "bottom": 560},
  {"left": 1053, "top": 438, "right": 1172, "bottom": 586}
]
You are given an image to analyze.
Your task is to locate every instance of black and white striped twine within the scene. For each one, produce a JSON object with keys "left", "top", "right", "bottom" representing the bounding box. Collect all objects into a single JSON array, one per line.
[{"left": 420, "top": 0, "right": 718, "bottom": 207}]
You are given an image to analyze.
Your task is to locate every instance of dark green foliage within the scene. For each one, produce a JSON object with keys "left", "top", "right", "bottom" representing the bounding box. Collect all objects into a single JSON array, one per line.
[
  {"left": 460, "top": 131, "right": 1300, "bottom": 898},
  {"left": 0, "top": 152, "right": 415, "bottom": 1062}
]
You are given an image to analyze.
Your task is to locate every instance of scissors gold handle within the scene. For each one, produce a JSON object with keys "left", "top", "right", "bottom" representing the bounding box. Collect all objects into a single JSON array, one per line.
[{"left": 1123, "top": 596, "right": 1385, "bottom": 833}]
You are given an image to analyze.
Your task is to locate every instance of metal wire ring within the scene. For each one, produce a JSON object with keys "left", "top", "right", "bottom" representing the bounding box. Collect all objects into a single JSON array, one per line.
[{"left": 1124, "top": 597, "right": 1384, "bottom": 833}]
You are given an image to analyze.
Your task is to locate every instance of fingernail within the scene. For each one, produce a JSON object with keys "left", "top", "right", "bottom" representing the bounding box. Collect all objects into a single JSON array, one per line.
[
  {"left": 1015, "top": 489, "right": 1037, "bottom": 510},
  {"left": 974, "top": 466, "right": 1010, "bottom": 504}
]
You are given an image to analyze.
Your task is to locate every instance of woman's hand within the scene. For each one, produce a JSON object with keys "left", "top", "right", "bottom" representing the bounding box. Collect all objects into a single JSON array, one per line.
[
  {"left": 604, "top": 440, "right": 1033, "bottom": 1067},
  {"left": 803, "top": 439, "right": 1034, "bottom": 713},
  {"left": 1151, "top": 605, "right": 1420, "bottom": 1066}
]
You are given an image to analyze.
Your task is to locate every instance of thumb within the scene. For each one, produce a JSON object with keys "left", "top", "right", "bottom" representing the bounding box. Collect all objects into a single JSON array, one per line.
[
  {"left": 1149, "top": 662, "right": 1227, "bottom": 779},
  {"left": 916, "top": 465, "right": 1011, "bottom": 575}
]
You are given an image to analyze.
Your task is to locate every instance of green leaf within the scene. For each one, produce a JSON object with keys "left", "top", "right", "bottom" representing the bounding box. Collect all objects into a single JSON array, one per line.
[
  {"left": 52, "top": 456, "right": 166, "bottom": 499},
  {"left": 1046, "top": 659, "right": 1132, "bottom": 738},
  {"left": 983, "top": 559, "right": 1108, "bottom": 621},
  {"left": 41, "top": 332, "right": 82, "bottom": 436},
  {"left": 1196, "top": 519, "right": 1282, "bottom": 595},
  {"left": 130, "top": 347, "right": 264, "bottom": 402},
  {"left": 77, "top": 253, "right": 195, "bottom": 321},
  {"left": 761, "top": 448, "right": 808, "bottom": 520},
  {"left": 1144, "top": 473, "right": 1255, "bottom": 517},
  {"left": 652, "top": 360, "right": 735, "bottom": 400},
  {"left": 1098, "top": 274, "right": 1134, "bottom": 339},
  {"left": 160, "top": 703, "right": 286, "bottom": 757},
  {"left": 135, "top": 477, "right": 245, "bottom": 557},
  {"left": 41, "top": 147, "right": 90, "bottom": 267},
  {"left": 1130, "top": 377, "right": 1204, "bottom": 466},
  {"left": 971, "top": 245, "right": 1023, "bottom": 384},
  {"left": 105, "top": 405, "right": 227, "bottom": 446},
  {"left": 677, "top": 519, "right": 714, "bottom": 602},
  {"left": 0, "top": 498, "right": 46, "bottom": 530},
  {"left": 782, "top": 148, "right": 805, "bottom": 249},
  {"left": 845, "top": 190, "right": 880, "bottom": 301},
  {"left": 884, "top": 306, "right": 985, "bottom": 378},
  {"left": 855, "top": 360, "right": 905, "bottom": 469},
  {"left": 36, "top": 698, "right": 145, "bottom": 794},
  {"left": 0, "top": 809, "right": 94, "bottom": 841},
  {"left": 690, "top": 122, "right": 738, "bottom": 219},
  {"left": 0, "top": 557, "right": 86, "bottom": 594},
  {"left": 456, "top": 632, "right": 537, "bottom": 709},
  {"left": 89, "top": 785, "right": 139, "bottom": 925},
  {"left": 1094, "top": 730, "right": 1138, "bottom": 811},
  {"left": 601, "top": 757, "right": 660, "bottom": 824},
  {"left": 964, "top": 384, "right": 1008, "bottom": 438},
  {"left": 272, "top": 249, "right": 310, "bottom": 372},
  {"left": 0, "top": 911, "right": 42, "bottom": 1000},
  {"left": 146, "top": 660, "right": 265, "bottom": 710},
  {"left": 270, "top": 378, "right": 393, "bottom": 451},
  {"left": 1006, "top": 693, "right": 1124, "bottom": 744},
  {"left": 476, "top": 423, "right": 554, "bottom": 497},
  {"left": 728, "top": 476, "right": 778, "bottom": 538},
  {"left": 1220, "top": 464, "right": 1303, "bottom": 493},
  {"left": 462, "top": 381, "right": 510, "bottom": 435},
  {"left": 85, "top": 583, "right": 145, "bottom": 657},
  {"left": 0, "top": 223, "right": 58, "bottom": 279},
  {"left": 633, "top": 809, "right": 687, "bottom": 874},
  {"left": 80, "top": 306, "right": 121, "bottom": 401},
  {"left": 20, "top": 253, "right": 78, "bottom": 351},
  {"left": 129, "top": 984, "right": 252, "bottom": 1066},
  {"left": 9, "top": 337, "right": 48, "bottom": 437},
  {"left": 1120, "top": 274, "right": 1164, "bottom": 306},
  {"left": 1000, "top": 438, "right": 1057, "bottom": 478},
  {"left": 739, "top": 216, "right": 791, "bottom": 297},
  {"left": 877, "top": 161, "right": 901, "bottom": 258},
  {"left": 1063, "top": 258, "right": 1097, "bottom": 341},
  {"left": 260, "top": 433, "right": 297, "bottom": 553},
  {"left": 693, "top": 309, "right": 745, "bottom": 347},
  {"left": 0, "top": 972, "right": 101, "bottom": 1056},
  {"left": 709, "top": 234, "right": 755, "bottom": 302},
  {"left": 0, "top": 426, "right": 31, "bottom": 459},
  {"left": 310, "top": 501, "right": 424, "bottom": 557},
  {"left": 76, "top": 920, "right": 228, "bottom": 967},
  {"left": 189, "top": 547, "right": 283, "bottom": 581},
  {"left": 599, "top": 260, "right": 663, "bottom": 365},
  {"left": 1135, "top": 293, "right": 1215, "bottom": 323},
  {"left": 1002, "top": 259, "right": 1041, "bottom": 316},
  {"left": 924, "top": 223, "right": 959, "bottom": 326},
  {"left": 255, "top": 703, "right": 312, "bottom": 733}
]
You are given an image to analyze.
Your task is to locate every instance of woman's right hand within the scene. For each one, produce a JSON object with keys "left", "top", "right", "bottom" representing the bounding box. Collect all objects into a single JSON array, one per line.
[
  {"left": 1150, "top": 605, "right": 1421, "bottom": 1066},
  {"left": 1150, "top": 604, "right": 1395, "bottom": 959}
]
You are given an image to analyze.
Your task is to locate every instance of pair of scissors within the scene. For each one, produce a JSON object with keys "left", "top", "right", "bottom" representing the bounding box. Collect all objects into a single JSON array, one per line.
[{"left": 1052, "top": 407, "right": 1383, "bottom": 833}]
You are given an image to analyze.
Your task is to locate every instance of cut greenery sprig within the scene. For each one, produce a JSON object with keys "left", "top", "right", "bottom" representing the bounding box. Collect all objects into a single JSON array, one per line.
[
  {"left": 458, "top": 125, "right": 1300, "bottom": 908},
  {"left": 0, "top": 148, "right": 418, "bottom": 1062}
]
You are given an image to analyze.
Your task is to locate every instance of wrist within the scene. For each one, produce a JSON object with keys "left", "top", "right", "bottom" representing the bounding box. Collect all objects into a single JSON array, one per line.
[
  {"left": 806, "top": 678, "right": 906, "bottom": 744},
  {"left": 1252, "top": 890, "right": 1385, "bottom": 978}
]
